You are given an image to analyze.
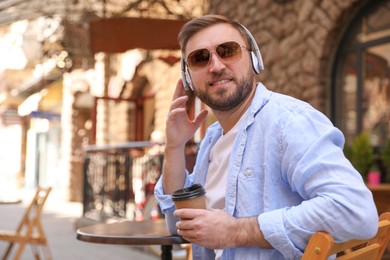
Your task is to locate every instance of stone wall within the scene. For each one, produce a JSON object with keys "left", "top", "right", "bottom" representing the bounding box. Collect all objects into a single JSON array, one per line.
[{"left": 208, "top": 0, "right": 367, "bottom": 114}]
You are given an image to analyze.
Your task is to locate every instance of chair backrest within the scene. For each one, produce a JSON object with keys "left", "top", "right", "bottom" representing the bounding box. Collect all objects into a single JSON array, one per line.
[
  {"left": 302, "top": 212, "right": 390, "bottom": 260},
  {"left": 16, "top": 187, "right": 52, "bottom": 237}
]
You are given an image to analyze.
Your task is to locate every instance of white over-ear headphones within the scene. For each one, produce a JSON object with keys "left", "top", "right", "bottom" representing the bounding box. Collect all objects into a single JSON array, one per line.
[{"left": 181, "top": 23, "right": 264, "bottom": 91}]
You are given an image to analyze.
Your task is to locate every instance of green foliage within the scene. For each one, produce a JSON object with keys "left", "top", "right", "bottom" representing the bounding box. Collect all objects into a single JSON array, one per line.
[
  {"left": 350, "top": 132, "right": 375, "bottom": 179},
  {"left": 380, "top": 140, "right": 390, "bottom": 183},
  {"left": 343, "top": 144, "right": 352, "bottom": 161}
]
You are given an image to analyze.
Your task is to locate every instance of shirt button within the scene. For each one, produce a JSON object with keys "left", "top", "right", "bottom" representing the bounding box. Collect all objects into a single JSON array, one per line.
[{"left": 245, "top": 169, "right": 253, "bottom": 177}]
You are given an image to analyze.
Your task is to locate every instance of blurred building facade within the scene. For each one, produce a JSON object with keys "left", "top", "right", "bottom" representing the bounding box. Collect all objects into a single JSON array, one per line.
[{"left": 0, "top": 0, "right": 389, "bottom": 201}]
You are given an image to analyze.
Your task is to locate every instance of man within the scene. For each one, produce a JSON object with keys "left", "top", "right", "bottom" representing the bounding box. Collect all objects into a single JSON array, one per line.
[{"left": 154, "top": 14, "right": 378, "bottom": 259}]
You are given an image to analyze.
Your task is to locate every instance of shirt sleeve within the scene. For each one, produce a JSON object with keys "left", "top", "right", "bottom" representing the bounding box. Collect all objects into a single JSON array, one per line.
[{"left": 259, "top": 104, "right": 378, "bottom": 259}]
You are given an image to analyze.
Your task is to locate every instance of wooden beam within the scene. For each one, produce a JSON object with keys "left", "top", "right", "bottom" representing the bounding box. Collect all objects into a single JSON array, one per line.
[{"left": 89, "top": 17, "right": 187, "bottom": 53}]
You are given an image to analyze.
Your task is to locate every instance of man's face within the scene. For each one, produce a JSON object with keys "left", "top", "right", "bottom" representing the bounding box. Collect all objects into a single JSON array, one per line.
[{"left": 185, "top": 23, "right": 255, "bottom": 112}]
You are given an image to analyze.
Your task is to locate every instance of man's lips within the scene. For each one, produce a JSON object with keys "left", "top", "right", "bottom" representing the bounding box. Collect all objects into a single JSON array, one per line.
[{"left": 209, "top": 78, "right": 233, "bottom": 86}]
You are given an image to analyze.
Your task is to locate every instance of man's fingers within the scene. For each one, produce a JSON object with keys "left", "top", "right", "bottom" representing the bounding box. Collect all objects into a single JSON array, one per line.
[
  {"left": 170, "top": 95, "right": 188, "bottom": 111},
  {"left": 193, "top": 109, "right": 208, "bottom": 126},
  {"left": 178, "top": 229, "right": 197, "bottom": 239},
  {"left": 167, "top": 108, "right": 187, "bottom": 121},
  {"left": 172, "top": 79, "right": 186, "bottom": 101},
  {"left": 174, "top": 208, "right": 203, "bottom": 219}
]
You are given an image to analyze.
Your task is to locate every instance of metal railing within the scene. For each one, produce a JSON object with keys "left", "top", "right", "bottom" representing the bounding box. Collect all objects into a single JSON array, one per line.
[{"left": 82, "top": 141, "right": 198, "bottom": 222}]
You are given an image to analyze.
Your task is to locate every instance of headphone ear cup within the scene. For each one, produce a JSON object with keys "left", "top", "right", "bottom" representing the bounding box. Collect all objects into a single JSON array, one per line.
[
  {"left": 250, "top": 52, "right": 260, "bottom": 74},
  {"left": 238, "top": 23, "right": 264, "bottom": 74},
  {"left": 181, "top": 58, "right": 193, "bottom": 91},
  {"left": 181, "top": 70, "right": 190, "bottom": 91},
  {"left": 185, "top": 72, "right": 191, "bottom": 86},
  {"left": 185, "top": 71, "right": 193, "bottom": 90}
]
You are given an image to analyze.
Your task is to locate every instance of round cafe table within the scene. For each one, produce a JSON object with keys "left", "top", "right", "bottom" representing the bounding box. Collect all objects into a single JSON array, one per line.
[{"left": 76, "top": 218, "right": 189, "bottom": 260}]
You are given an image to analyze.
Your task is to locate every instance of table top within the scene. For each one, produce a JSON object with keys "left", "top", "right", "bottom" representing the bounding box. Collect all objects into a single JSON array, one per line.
[
  {"left": 76, "top": 219, "right": 188, "bottom": 246},
  {"left": 0, "top": 199, "right": 22, "bottom": 204}
]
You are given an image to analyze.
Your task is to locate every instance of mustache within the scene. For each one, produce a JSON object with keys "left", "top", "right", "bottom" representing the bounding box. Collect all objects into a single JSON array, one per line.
[
  {"left": 210, "top": 70, "right": 226, "bottom": 79},
  {"left": 207, "top": 71, "right": 234, "bottom": 85}
]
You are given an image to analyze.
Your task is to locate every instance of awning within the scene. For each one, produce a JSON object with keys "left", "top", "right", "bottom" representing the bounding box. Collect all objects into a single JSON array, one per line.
[{"left": 90, "top": 17, "right": 188, "bottom": 53}]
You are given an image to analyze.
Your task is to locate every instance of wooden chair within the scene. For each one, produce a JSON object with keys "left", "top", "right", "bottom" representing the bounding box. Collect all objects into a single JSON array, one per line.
[
  {"left": 302, "top": 212, "right": 390, "bottom": 260},
  {"left": 0, "top": 187, "right": 52, "bottom": 260}
]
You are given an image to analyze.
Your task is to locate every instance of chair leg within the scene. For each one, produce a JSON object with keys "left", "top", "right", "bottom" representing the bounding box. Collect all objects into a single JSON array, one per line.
[
  {"left": 2, "top": 242, "right": 15, "bottom": 260},
  {"left": 1, "top": 242, "right": 51, "bottom": 260},
  {"left": 30, "top": 244, "right": 40, "bottom": 260},
  {"left": 31, "top": 243, "right": 52, "bottom": 260},
  {"left": 186, "top": 244, "right": 192, "bottom": 260},
  {"left": 13, "top": 241, "right": 27, "bottom": 260},
  {"left": 41, "top": 244, "right": 52, "bottom": 260}
]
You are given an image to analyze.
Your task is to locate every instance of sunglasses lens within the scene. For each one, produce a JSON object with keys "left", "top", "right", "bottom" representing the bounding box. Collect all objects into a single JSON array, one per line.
[
  {"left": 216, "top": 42, "right": 242, "bottom": 61},
  {"left": 186, "top": 41, "right": 243, "bottom": 71},
  {"left": 187, "top": 49, "right": 210, "bottom": 70}
]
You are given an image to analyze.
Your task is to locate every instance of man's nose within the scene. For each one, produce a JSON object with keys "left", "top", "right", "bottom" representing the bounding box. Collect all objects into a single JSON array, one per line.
[{"left": 208, "top": 52, "right": 226, "bottom": 73}]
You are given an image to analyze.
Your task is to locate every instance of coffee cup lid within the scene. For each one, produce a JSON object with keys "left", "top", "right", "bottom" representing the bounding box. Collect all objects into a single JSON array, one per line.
[{"left": 171, "top": 184, "right": 206, "bottom": 201}]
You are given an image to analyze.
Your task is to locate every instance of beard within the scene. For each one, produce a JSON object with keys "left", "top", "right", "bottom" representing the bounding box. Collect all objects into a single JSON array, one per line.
[{"left": 194, "top": 68, "right": 255, "bottom": 112}]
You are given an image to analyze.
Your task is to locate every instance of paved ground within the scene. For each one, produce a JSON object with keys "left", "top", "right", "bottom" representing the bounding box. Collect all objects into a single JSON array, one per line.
[{"left": 0, "top": 188, "right": 162, "bottom": 260}]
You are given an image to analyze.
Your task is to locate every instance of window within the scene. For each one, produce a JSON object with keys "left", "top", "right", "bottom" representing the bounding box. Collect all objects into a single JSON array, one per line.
[{"left": 333, "top": 0, "right": 390, "bottom": 146}]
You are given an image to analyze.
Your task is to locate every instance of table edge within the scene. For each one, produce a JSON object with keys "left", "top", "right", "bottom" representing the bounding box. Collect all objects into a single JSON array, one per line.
[{"left": 76, "top": 232, "right": 188, "bottom": 245}]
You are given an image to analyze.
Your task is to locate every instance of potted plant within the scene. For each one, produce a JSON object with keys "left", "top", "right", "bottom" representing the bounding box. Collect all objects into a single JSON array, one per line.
[{"left": 349, "top": 132, "right": 375, "bottom": 181}]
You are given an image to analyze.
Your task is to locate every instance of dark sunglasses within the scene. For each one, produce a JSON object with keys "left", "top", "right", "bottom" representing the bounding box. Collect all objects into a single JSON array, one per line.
[{"left": 185, "top": 41, "right": 247, "bottom": 71}]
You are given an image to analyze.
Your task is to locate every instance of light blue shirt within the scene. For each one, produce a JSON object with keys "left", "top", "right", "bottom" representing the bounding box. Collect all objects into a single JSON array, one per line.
[{"left": 154, "top": 83, "right": 378, "bottom": 260}]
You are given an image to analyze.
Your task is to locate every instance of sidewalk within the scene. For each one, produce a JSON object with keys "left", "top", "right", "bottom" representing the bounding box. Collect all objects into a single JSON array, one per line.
[{"left": 0, "top": 187, "right": 160, "bottom": 260}]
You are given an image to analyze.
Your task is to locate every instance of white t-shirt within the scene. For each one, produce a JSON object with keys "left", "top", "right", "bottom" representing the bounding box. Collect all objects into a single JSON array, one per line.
[{"left": 204, "top": 110, "right": 249, "bottom": 259}]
